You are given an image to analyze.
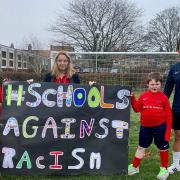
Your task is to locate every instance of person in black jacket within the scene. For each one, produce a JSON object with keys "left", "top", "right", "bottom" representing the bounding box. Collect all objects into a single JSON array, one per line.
[
  {"left": 44, "top": 51, "right": 80, "bottom": 84},
  {"left": 164, "top": 39, "right": 180, "bottom": 174}
]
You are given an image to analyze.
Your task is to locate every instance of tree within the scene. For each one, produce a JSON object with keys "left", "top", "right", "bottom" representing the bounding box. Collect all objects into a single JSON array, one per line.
[
  {"left": 21, "top": 35, "right": 49, "bottom": 78},
  {"left": 145, "top": 7, "right": 180, "bottom": 52},
  {"left": 50, "top": 0, "right": 143, "bottom": 52},
  {"left": 19, "top": 34, "right": 45, "bottom": 50},
  {"left": 28, "top": 55, "right": 46, "bottom": 78}
]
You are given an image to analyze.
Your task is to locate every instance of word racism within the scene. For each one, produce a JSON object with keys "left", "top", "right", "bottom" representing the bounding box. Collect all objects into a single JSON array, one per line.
[{"left": 1, "top": 82, "right": 131, "bottom": 175}]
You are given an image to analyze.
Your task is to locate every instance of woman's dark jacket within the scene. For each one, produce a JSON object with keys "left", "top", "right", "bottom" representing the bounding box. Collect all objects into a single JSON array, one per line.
[{"left": 44, "top": 73, "right": 80, "bottom": 84}]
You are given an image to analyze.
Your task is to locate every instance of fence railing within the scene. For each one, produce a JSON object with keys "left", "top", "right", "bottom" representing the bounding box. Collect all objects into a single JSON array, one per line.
[
  {"left": 69, "top": 52, "right": 180, "bottom": 90},
  {"left": 1, "top": 50, "right": 180, "bottom": 91}
]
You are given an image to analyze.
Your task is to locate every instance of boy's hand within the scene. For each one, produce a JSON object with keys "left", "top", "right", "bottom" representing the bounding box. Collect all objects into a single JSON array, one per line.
[
  {"left": 89, "top": 81, "right": 96, "bottom": 86},
  {"left": 131, "top": 92, "right": 136, "bottom": 99}
]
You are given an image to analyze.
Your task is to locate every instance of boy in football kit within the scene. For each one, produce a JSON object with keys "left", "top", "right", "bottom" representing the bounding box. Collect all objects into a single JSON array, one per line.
[{"left": 128, "top": 72, "right": 172, "bottom": 180}]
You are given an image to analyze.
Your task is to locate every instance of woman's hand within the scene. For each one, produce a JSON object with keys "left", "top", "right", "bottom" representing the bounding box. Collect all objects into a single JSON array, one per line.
[
  {"left": 26, "top": 79, "right": 34, "bottom": 84},
  {"left": 2, "top": 78, "right": 11, "bottom": 85},
  {"left": 3, "top": 78, "right": 10, "bottom": 82}
]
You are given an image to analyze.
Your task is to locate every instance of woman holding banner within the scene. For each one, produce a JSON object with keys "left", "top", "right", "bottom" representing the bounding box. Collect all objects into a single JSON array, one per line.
[
  {"left": 44, "top": 51, "right": 80, "bottom": 84},
  {"left": 0, "top": 77, "right": 10, "bottom": 117}
]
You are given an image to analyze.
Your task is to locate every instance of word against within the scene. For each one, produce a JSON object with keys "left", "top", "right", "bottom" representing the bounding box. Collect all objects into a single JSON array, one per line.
[{"left": 3, "top": 117, "right": 128, "bottom": 139}]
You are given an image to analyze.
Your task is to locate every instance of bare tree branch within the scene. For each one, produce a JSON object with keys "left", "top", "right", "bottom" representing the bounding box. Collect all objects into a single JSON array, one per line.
[
  {"left": 50, "top": 0, "right": 143, "bottom": 52},
  {"left": 145, "top": 7, "right": 180, "bottom": 51}
]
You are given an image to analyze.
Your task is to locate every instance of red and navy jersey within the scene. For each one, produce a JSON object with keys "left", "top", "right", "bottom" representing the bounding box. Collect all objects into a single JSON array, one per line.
[{"left": 131, "top": 90, "right": 172, "bottom": 141}]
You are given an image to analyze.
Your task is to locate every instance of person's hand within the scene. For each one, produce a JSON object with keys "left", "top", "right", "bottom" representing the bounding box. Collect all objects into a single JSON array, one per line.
[
  {"left": 3, "top": 78, "right": 9, "bottom": 82},
  {"left": 89, "top": 81, "right": 96, "bottom": 86},
  {"left": 2, "top": 78, "right": 11, "bottom": 85},
  {"left": 130, "top": 92, "right": 136, "bottom": 100},
  {"left": 27, "top": 79, "right": 34, "bottom": 84}
]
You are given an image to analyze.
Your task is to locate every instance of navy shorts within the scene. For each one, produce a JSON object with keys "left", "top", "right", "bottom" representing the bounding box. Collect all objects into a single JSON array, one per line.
[
  {"left": 139, "top": 123, "right": 169, "bottom": 150},
  {"left": 172, "top": 112, "right": 180, "bottom": 130}
]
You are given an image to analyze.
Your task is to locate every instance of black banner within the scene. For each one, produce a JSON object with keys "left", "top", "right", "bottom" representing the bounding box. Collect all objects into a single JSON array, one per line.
[{"left": 0, "top": 82, "right": 131, "bottom": 175}]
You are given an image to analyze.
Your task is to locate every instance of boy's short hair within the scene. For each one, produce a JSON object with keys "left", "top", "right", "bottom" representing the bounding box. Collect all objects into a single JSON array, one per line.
[{"left": 146, "top": 72, "right": 163, "bottom": 84}]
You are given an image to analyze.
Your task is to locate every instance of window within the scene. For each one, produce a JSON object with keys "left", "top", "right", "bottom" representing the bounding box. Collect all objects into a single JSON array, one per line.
[
  {"left": 17, "top": 54, "right": 22, "bottom": 69},
  {"left": 120, "top": 61, "right": 125, "bottom": 65},
  {"left": 18, "top": 62, "right": 22, "bottom": 68},
  {"left": 23, "top": 55, "right": 28, "bottom": 69},
  {"left": 9, "top": 60, "right": 14, "bottom": 67},
  {"left": 2, "top": 59, "right": 6, "bottom": 66},
  {"left": 134, "top": 61, "right": 138, "bottom": 65},
  {"left": 24, "top": 62, "right": 27, "bottom": 68},
  {"left": 9, "top": 52, "right": 14, "bottom": 59},
  {"left": 17, "top": 54, "right": 21, "bottom": 60},
  {"left": 2, "top": 51, "right": 6, "bottom": 58}
]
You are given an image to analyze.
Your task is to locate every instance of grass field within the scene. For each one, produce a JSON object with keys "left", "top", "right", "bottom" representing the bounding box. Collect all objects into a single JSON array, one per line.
[{"left": 1, "top": 93, "right": 180, "bottom": 180}]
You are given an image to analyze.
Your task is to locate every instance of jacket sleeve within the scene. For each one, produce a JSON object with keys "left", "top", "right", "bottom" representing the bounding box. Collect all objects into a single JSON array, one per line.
[
  {"left": 0, "top": 86, "right": 2, "bottom": 114},
  {"left": 164, "top": 66, "right": 174, "bottom": 98},
  {"left": 44, "top": 73, "right": 52, "bottom": 82},
  {"left": 0, "top": 86, "right": 2, "bottom": 103},
  {"left": 72, "top": 73, "right": 80, "bottom": 84},
  {"left": 164, "top": 96, "right": 172, "bottom": 141},
  {"left": 43, "top": 74, "right": 48, "bottom": 82},
  {"left": 131, "top": 93, "right": 142, "bottom": 112}
]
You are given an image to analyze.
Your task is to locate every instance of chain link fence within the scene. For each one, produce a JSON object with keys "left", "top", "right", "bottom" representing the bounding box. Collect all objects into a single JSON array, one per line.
[
  {"left": 1, "top": 49, "right": 180, "bottom": 91},
  {"left": 70, "top": 52, "right": 180, "bottom": 90}
]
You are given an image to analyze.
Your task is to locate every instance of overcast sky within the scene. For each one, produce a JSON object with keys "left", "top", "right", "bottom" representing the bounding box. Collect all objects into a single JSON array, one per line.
[{"left": 0, "top": 0, "right": 179, "bottom": 49}]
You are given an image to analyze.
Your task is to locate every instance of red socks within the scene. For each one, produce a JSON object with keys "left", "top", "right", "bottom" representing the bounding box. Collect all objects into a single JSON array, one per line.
[
  {"left": 160, "top": 150, "right": 169, "bottom": 169},
  {"left": 132, "top": 150, "right": 168, "bottom": 169},
  {"left": 133, "top": 156, "right": 141, "bottom": 168}
]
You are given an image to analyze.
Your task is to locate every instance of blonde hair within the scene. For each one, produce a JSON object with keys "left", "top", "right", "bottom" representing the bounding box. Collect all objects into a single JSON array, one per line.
[{"left": 51, "top": 51, "right": 75, "bottom": 78}]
